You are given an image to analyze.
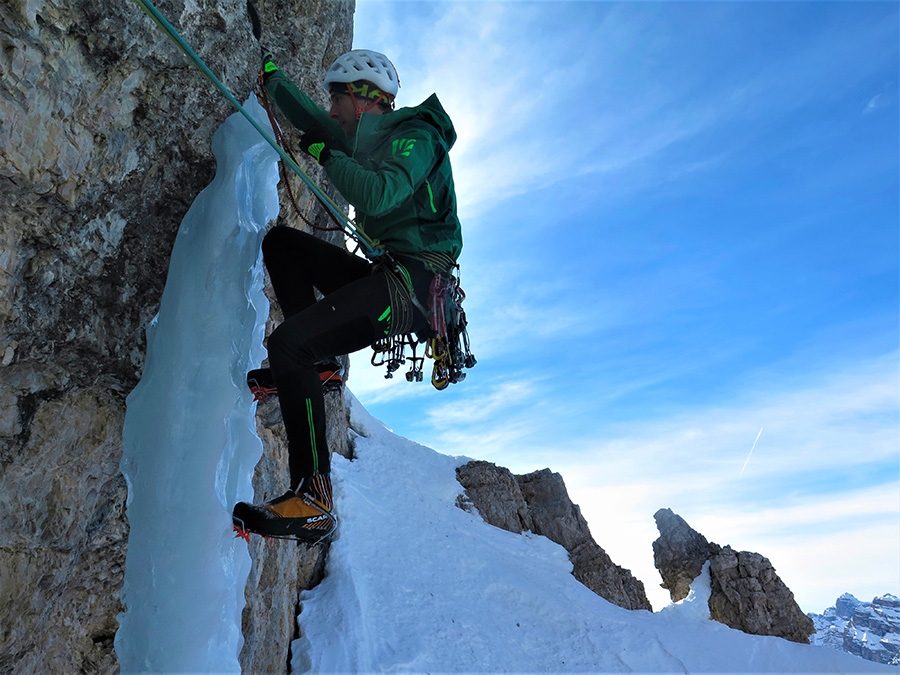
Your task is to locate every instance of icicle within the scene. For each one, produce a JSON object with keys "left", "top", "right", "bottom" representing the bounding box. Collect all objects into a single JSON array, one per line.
[{"left": 116, "top": 96, "right": 278, "bottom": 672}]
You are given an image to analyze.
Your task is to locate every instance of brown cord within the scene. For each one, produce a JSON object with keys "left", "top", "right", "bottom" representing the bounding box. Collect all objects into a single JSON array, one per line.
[{"left": 256, "top": 71, "right": 344, "bottom": 232}]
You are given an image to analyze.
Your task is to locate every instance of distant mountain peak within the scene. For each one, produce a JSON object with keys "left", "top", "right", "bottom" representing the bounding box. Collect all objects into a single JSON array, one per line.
[{"left": 809, "top": 593, "right": 900, "bottom": 666}]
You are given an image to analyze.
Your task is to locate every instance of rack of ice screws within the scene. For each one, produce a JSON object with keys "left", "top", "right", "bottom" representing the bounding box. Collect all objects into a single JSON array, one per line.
[{"left": 370, "top": 271, "right": 476, "bottom": 390}]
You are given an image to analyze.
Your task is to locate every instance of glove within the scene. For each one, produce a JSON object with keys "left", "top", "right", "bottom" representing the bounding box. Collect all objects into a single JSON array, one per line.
[
  {"left": 260, "top": 49, "right": 279, "bottom": 84},
  {"left": 300, "top": 126, "right": 333, "bottom": 164}
]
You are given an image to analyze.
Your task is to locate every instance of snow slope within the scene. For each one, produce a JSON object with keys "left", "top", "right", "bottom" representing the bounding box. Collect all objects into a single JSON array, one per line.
[{"left": 293, "top": 392, "right": 893, "bottom": 674}]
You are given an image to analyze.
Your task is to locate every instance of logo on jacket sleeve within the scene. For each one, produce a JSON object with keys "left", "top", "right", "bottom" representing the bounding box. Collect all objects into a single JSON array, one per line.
[{"left": 392, "top": 138, "right": 417, "bottom": 157}]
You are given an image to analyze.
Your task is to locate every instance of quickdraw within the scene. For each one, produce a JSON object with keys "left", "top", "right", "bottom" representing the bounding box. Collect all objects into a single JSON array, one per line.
[{"left": 371, "top": 265, "right": 476, "bottom": 390}]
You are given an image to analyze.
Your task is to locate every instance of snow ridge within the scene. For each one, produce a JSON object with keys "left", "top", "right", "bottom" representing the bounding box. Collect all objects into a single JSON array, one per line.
[{"left": 291, "top": 393, "right": 892, "bottom": 673}]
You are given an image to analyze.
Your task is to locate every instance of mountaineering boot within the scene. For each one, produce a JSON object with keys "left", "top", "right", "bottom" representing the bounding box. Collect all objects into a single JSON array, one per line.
[
  {"left": 247, "top": 367, "right": 277, "bottom": 402},
  {"left": 247, "top": 361, "right": 344, "bottom": 401},
  {"left": 232, "top": 474, "right": 336, "bottom": 542},
  {"left": 317, "top": 360, "right": 345, "bottom": 393}
]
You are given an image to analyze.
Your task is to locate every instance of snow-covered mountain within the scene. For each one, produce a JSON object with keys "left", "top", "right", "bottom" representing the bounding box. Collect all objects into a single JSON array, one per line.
[
  {"left": 810, "top": 593, "right": 900, "bottom": 666},
  {"left": 284, "top": 392, "right": 893, "bottom": 673}
]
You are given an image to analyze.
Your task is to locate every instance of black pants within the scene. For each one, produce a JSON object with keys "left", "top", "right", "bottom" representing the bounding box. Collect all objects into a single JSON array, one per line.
[{"left": 262, "top": 227, "right": 431, "bottom": 488}]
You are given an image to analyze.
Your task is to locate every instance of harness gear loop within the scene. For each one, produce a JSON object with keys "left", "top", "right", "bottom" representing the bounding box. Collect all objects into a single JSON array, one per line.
[{"left": 368, "top": 258, "right": 475, "bottom": 390}]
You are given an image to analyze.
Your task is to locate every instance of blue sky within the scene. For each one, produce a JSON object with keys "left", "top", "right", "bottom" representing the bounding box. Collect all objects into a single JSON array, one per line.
[{"left": 345, "top": 1, "right": 899, "bottom": 612}]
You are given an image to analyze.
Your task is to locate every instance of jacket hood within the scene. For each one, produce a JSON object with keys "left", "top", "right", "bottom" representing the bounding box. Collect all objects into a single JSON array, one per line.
[{"left": 357, "top": 93, "right": 456, "bottom": 151}]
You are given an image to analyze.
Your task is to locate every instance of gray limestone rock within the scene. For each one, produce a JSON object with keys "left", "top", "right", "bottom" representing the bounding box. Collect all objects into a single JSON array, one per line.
[
  {"left": 652, "top": 507, "right": 716, "bottom": 602},
  {"left": 457, "top": 462, "right": 652, "bottom": 612},
  {"left": 517, "top": 469, "right": 652, "bottom": 612},
  {"left": 0, "top": 387, "right": 127, "bottom": 673},
  {"left": 835, "top": 592, "right": 863, "bottom": 620},
  {"left": 652, "top": 508, "right": 814, "bottom": 644},
  {"left": 708, "top": 546, "right": 814, "bottom": 643},
  {"left": 843, "top": 595, "right": 900, "bottom": 665},
  {"left": 0, "top": 0, "right": 354, "bottom": 671},
  {"left": 809, "top": 593, "right": 900, "bottom": 665},
  {"left": 516, "top": 468, "right": 592, "bottom": 552},
  {"left": 455, "top": 460, "right": 533, "bottom": 533}
]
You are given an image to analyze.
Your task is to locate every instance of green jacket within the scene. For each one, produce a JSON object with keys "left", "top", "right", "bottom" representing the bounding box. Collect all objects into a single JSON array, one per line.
[{"left": 265, "top": 71, "right": 463, "bottom": 264}]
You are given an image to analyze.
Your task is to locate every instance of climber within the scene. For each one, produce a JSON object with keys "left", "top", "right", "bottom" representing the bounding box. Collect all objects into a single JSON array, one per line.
[{"left": 232, "top": 49, "right": 463, "bottom": 542}]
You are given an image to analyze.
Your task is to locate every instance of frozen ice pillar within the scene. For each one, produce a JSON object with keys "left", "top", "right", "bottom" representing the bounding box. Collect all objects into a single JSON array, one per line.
[{"left": 116, "top": 97, "right": 278, "bottom": 673}]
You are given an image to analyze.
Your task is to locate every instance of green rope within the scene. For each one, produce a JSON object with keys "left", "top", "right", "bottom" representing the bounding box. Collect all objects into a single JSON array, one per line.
[{"left": 131, "top": 0, "right": 383, "bottom": 259}]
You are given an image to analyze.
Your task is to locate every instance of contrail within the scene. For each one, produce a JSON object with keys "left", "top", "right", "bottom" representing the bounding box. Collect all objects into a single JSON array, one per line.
[{"left": 739, "top": 428, "right": 764, "bottom": 477}]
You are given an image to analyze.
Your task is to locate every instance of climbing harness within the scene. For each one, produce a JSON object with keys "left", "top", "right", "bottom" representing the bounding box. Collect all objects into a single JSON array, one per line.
[{"left": 371, "top": 259, "right": 476, "bottom": 390}]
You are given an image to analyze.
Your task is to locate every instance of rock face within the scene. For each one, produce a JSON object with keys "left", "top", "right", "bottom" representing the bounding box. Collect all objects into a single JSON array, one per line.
[
  {"left": 810, "top": 593, "right": 900, "bottom": 666},
  {"left": 809, "top": 593, "right": 858, "bottom": 652},
  {"left": 455, "top": 460, "right": 533, "bottom": 534},
  {"left": 843, "top": 594, "right": 900, "bottom": 665},
  {"left": 651, "top": 507, "right": 713, "bottom": 603},
  {"left": 0, "top": 0, "right": 353, "bottom": 671},
  {"left": 706, "top": 545, "right": 815, "bottom": 644},
  {"left": 652, "top": 508, "right": 815, "bottom": 644},
  {"left": 0, "top": 388, "right": 127, "bottom": 674},
  {"left": 456, "top": 461, "right": 652, "bottom": 611},
  {"left": 239, "top": 380, "right": 351, "bottom": 673}
]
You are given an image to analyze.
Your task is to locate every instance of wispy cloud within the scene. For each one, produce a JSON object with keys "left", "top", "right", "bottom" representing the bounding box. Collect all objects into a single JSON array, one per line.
[
  {"left": 422, "top": 378, "right": 540, "bottom": 429},
  {"left": 357, "top": 2, "right": 738, "bottom": 221},
  {"left": 864, "top": 94, "right": 883, "bottom": 114},
  {"left": 568, "top": 351, "right": 897, "bottom": 483},
  {"left": 358, "top": 0, "right": 899, "bottom": 225},
  {"left": 543, "top": 351, "right": 898, "bottom": 610}
]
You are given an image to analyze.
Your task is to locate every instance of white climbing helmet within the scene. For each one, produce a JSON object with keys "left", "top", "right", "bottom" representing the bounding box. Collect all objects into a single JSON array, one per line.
[{"left": 324, "top": 49, "right": 400, "bottom": 98}]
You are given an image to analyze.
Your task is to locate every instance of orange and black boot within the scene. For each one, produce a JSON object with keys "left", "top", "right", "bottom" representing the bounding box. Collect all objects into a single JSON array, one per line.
[
  {"left": 247, "top": 367, "right": 278, "bottom": 402},
  {"left": 232, "top": 475, "right": 336, "bottom": 543}
]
